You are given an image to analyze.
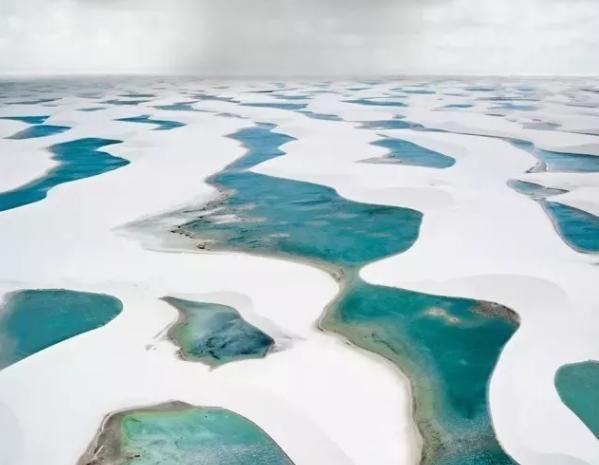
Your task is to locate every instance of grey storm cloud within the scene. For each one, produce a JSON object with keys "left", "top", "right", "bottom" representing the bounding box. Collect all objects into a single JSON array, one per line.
[{"left": 0, "top": 0, "right": 598, "bottom": 76}]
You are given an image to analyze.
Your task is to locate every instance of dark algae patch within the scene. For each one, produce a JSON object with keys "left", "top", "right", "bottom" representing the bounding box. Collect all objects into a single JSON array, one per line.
[
  {"left": 78, "top": 402, "right": 294, "bottom": 465},
  {"left": 0, "top": 289, "right": 122, "bottom": 370},
  {"left": 170, "top": 123, "right": 518, "bottom": 464},
  {"left": 162, "top": 297, "right": 274, "bottom": 367}
]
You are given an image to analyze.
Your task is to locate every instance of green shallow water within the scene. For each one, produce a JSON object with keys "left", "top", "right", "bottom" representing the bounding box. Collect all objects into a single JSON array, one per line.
[
  {"left": 0, "top": 289, "right": 122, "bottom": 370},
  {"left": 162, "top": 297, "right": 274, "bottom": 366},
  {"left": 555, "top": 361, "right": 599, "bottom": 438},
  {"left": 78, "top": 402, "right": 294, "bottom": 465},
  {"left": 173, "top": 123, "right": 518, "bottom": 464}
]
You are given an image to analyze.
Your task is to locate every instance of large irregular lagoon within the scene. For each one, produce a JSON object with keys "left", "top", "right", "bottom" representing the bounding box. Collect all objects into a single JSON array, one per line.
[{"left": 172, "top": 123, "right": 519, "bottom": 465}]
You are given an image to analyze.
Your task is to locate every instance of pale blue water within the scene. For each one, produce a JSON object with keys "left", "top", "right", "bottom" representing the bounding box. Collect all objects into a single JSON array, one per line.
[
  {"left": 7, "top": 98, "right": 59, "bottom": 105},
  {"left": 544, "top": 202, "right": 599, "bottom": 253},
  {"left": 116, "top": 114, "right": 185, "bottom": 130},
  {"left": 361, "top": 119, "right": 446, "bottom": 133},
  {"left": 7, "top": 124, "right": 70, "bottom": 139},
  {"left": 119, "top": 93, "right": 156, "bottom": 98},
  {"left": 370, "top": 137, "right": 455, "bottom": 168},
  {"left": 299, "top": 110, "right": 342, "bottom": 121},
  {"left": 495, "top": 103, "right": 538, "bottom": 111},
  {"left": 242, "top": 102, "right": 308, "bottom": 111},
  {"left": 102, "top": 98, "right": 152, "bottom": 106},
  {"left": 346, "top": 98, "right": 407, "bottom": 107},
  {"left": 224, "top": 124, "right": 294, "bottom": 172},
  {"left": 0, "top": 137, "right": 128, "bottom": 213},
  {"left": 522, "top": 121, "right": 561, "bottom": 130},
  {"left": 0, "top": 115, "right": 49, "bottom": 124},
  {"left": 175, "top": 123, "right": 517, "bottom": 465},
  {"left": 509, "top": 180, "right": 599, "bottom": 253},
  {"left": 403, "top": 89, "right": 435, "bottom": 95},
  {"left": 443, "top": 104, "right": 473, "bottom": 109},
  {"left": 511, "top": 140, "right": 599, "bottom": 173},
  {"left": 362, "top": 119, "right": 413, "bottom": 130},
  {"left": 0, "top": 289, "right": 122, "bottom": 370},
  {"left": 0, "top": 114, "right": 70, "bottom": 138},
  {"left": 153, "top": 101, "right": 201, "bottom": 112},
  {"left": 555, "top": 361, "right": 599, "bottom": 438},
  {"left": 162, "top": 297, "right": 274, "bottom": 366},
  {"left": 88, "top": 403, "right": 294, "bottom": 465},
  {"left": 508, "top": 180, "right": 567, "bottom": 201}
]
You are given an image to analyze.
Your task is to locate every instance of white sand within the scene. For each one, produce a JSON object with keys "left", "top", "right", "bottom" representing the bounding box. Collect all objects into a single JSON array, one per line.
[
  {"left": 0, "top": 79, "right": 598, "bottom": 465},
  {"left": 0, "top": 97, "right": 415, "bottom": 465}
]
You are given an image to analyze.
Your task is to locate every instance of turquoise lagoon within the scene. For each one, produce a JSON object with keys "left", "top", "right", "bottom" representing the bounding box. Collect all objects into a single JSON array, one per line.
[
  {"left": 0, "top": 114, "right": 70, "bottom": 139},
  {"left": 162, "top": 297, "right": 274, "bottom": 367},
  {"left": 0, "top": 289, "right": 122, "bottom": 370},
  {"left": 509, "top": 180, "right": 599, "bottom": 253},
  {"left": 0, "top": 115, "right": 49, "bottom": 124},
  {"left": 7, "top": 124, "right": 70, "bottom": 139},
  {"left": 368, "top": 137, "right": 455, "bottom": 168},
  {"left": 78, "top": 402, "right": 294, "bottom": 465},
  {"left": 0, "top": 137, "right": 128, "bottom": 212},
  {"left": 544, "top": 202, "right": 599, "bottom": 253},
  {"left": 555, "top": 361, "right": 599, "bottom": 438},
  {"left": 173, "top": 123, "right": 518, "bottom": 464},
  {"left": 346, "top": 98, "right": 407, "bottom": 107},
  {"left": 511, "top": 140, "right": 599, "bottom": 173},
  {"left": 116, "top": 114, "right": 185, "bottom": 131},
  {"left": 242, "top": 102, "right": 308, "bottom": 111},
  {"left": 153, "top": 101, "right": 201, "bottom": 112}
]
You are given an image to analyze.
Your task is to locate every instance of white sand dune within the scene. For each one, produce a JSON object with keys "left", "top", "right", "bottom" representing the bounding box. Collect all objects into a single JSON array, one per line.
[
  {"left": 0, "top": 80, "right": 597, "bottom": 465},
  {"left": 0, "top": 101, "right": 415, "bottom": 465}
]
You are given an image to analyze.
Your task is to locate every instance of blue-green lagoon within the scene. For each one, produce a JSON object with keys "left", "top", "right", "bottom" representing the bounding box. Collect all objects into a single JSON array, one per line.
[
  {"left": 555, "top": 361, "right": 599, "bottom": 438},
  {"left": 7, "top": 124, "right": 70, "bottom": 139},
  {"left": 162, "top": 297, "right": 274, "bottom": 367},
  {"left": 0, "top": 137, "right": 128, "bottom": 212},
  {"left": 168, "top": 123, "right": 519, "bottom": 464},
  {"left": 509, "top": 180, "right": 599, "bottom": 253},
  {"left": 77, "top": 402, "right": 294, "bottom": 465},
  {"left": 366, "top": 137, "right": 455, "bottom": 168},
  {"left": 0, "top": 289, "right": 122, "bottom": 370},
  {"left": 115, "top": 114, "right": 185, "bottom": 131}
]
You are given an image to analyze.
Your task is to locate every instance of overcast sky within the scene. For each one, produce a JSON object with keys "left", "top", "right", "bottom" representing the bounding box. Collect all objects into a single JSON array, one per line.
[{"left": 0, "top": 0, "right": 598, "bottom": 76}]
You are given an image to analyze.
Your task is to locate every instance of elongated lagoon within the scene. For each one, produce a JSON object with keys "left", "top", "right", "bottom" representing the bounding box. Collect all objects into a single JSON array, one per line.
[
  {"left": 0, "top": 289, "right": 122, "bottom": 370},
  {"left": 167, "top": 123, "right": 518, "bottom": 464},
  {"left": 509, "top": 180, "right": 599, "bottom": 253},
  {"left": 0, "top": 137, "right": 128, "bottom": 212},
  {"left": 116, "top": 114, "right": 185, "bottom": 131}
]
